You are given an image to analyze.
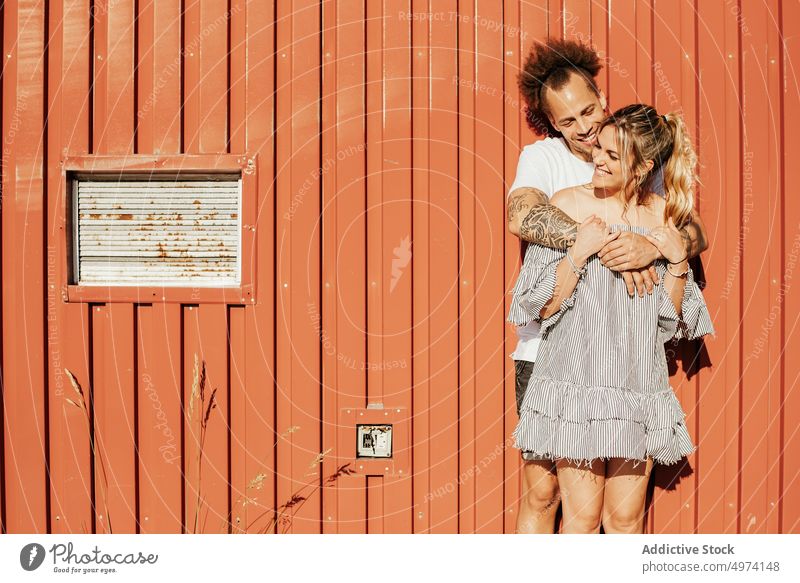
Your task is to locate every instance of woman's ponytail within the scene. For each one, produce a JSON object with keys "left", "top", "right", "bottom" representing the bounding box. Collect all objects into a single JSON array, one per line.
[{"left": 661, "top": 112, "right": 698, "bottom": 230}]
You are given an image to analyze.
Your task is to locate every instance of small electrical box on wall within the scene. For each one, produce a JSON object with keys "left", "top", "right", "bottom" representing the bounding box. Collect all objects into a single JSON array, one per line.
[
  {"left": 356, "top": 424, "right": 392, "bottom": 458},
  {"left": 338, "top": 405, "right": 409, "bottom": 476}
]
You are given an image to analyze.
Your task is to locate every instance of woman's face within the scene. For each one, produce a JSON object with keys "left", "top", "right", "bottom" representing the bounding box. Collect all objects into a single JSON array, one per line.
[{"left": 591, "top": 124, "right": 625, "bottom": 191}]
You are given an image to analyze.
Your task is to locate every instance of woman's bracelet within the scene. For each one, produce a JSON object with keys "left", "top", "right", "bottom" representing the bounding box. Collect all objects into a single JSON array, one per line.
[
  {"left": 566, "top": 250, "right": 587, "bottom": 279},
  {"left": 666, "top": 260, "right": 689, "bottom": 277},
  {"left": 668, "top": 254, "right": 688, "bottom": 265}
]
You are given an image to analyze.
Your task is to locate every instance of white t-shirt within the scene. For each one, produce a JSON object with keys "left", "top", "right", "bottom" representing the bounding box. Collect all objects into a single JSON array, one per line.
[{"left": 508, "top": 137, "right": 594, "bottom": 362}]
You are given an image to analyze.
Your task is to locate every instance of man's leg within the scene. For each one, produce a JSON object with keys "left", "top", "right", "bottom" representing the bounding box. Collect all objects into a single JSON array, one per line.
[
  {"left": 517, "top": 458, "right": 560, "bottom": 533},
  {"left": 514, "top": 359, "right": 560, "bottom": 534}
]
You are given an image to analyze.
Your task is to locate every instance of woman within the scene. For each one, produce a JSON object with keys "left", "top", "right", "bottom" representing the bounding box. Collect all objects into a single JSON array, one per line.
[{"left": 508, "top": 104, "right": 714, "bottom": 534}]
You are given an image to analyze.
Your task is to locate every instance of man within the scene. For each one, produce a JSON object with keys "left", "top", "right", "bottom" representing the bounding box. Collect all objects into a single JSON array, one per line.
[{"left": 507, "top": 39, "right": 708, "bottom": 534}]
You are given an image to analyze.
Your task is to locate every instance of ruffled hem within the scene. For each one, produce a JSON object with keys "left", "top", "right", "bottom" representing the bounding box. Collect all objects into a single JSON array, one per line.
[
  {"left": 507, "top": 245, "right": 576, "bottom": 332},
  {"left": 512, "top": 376, "right": 696, "bottom": 466},
  {"left": 658, "top": 265, "right": 715, "bottom": 342}
]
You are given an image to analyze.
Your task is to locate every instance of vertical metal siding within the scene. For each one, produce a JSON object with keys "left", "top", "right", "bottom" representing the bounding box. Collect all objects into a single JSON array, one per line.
[
  {"left": 1, "top": 0, "right": 798, "bottom": 534},
  {"left": 135, "top": 0, "right": 185, "bottom": 534}
]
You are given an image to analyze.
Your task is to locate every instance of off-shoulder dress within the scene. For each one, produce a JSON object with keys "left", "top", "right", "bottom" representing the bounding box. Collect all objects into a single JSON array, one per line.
[{"left": 508, "top": 224, "right": 715, "bottom": 466}]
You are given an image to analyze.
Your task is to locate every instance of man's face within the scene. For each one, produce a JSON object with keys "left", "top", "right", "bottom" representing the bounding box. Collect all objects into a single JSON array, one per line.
[{"left": 544, "top": 72, "right": 607, "bottom": 159}]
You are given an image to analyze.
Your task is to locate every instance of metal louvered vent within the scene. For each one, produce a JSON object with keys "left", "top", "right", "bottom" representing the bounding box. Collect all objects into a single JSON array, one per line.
[{"left": 72, "top": 174, "right": 241, "bottom": 286}]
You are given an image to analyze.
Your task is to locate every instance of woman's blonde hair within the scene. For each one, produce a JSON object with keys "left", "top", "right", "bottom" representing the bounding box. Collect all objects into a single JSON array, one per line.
[{"left": 598, "top": 104, "right": 697, "bottom": 228}]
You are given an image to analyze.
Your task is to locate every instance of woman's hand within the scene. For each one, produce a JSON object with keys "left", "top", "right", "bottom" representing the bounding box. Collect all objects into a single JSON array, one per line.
[
  {"left": 645, "top": 217, "right": 687, "bottom": 264},
  {"left": 571, "top": 215, "right": 621, "bottom": 264}
]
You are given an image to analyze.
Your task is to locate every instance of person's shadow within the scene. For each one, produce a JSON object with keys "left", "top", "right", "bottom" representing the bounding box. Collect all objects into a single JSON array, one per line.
[
  {"left": 667, "top": 256, "right": 713, "bottom": 379},
  {"left": 641, "top": 256, "right": 711, "bottom": 529}
]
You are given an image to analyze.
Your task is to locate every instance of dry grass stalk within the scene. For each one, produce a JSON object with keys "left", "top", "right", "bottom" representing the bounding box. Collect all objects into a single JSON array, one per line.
[
  {"left": 189, "top": 355, "right": 219, "bottom": 534},
  {"left": 245, "top": 451, "right": 357, "bottom": 534},
  {"left": 227, "top": 429, "right": 355, "bottom": 534},
  {"left": 64, "top": 368, "right": 114, "bottom": 534},
  {"left": 226, "top": 424, "right": 301, "bottom": 533},
  {"left": 66, "top": 359, "right": 353, "bottom": 535}
]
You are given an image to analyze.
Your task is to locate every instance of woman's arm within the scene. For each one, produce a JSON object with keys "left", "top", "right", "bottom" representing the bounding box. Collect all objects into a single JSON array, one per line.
[
  {"left": 536, "top": 190, "right": 596, "bottom": 318},
  {"left": 645, "top": 216, "right": 694, "bottom": 317},
  {"left": 646, "top": 215, "right": 715, "bottom": 343},
  {"left": 507, "top": 214, "right": 617, "bottom": 330},
  {"left": 540, "top": 249, "right": 588, "bottom": 319},
  {"left": 660, "top": 257, "right": 689, "bottom": 316},
  {"left": 538, "top": 213, "right": 620, "bottom": 320}
]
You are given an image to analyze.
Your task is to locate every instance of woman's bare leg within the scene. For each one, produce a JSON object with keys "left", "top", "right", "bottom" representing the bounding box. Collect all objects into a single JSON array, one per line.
[
  {"left": 556, "top": 459, "right": 606, "bottom": 533},
  {"left": 516, "top": 459, "right": 560, "bottom": 533},
  {"left": 602, "top": 457, "right": 654, "bottom": 534}
]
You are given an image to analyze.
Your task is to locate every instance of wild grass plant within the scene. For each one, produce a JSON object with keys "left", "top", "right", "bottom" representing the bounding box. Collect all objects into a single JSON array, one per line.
[{"left": 64, "top": 354, "right": 353, "bottom": 533}]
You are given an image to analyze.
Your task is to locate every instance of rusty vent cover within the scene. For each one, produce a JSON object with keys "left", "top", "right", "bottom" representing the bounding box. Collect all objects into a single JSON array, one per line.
[{"left": 72, "top": 174, "right": 241, "bottom": 286}]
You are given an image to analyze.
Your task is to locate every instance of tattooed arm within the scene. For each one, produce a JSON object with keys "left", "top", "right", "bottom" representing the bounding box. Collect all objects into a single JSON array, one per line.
[
  {"left": 682, "top": 207, "right": 709, "bottom": 258},
  {"left": 507, "top": 187, "right": 578, "bottom": 250},
  {"left": 600, "top": 206, "right": 709, "bottom": 270},
  {"left": 597, "top": 206, "right": 708, "bottom": 297}
]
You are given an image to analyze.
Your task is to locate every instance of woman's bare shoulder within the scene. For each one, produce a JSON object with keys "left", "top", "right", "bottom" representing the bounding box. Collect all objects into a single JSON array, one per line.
[{"left": 550, "top": 184, "right": 595, "bottom": 220}]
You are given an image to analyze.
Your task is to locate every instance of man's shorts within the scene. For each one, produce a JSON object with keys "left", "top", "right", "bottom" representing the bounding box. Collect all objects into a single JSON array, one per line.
[
  {"left": 514, "top": 359, "right": 534, "bottom": 415},
  {"left": 514, "top": 359, "right": 552, "bottom": 463}
]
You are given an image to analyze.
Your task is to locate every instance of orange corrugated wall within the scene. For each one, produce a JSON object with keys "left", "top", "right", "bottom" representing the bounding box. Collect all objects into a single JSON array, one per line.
[{"left": 1, "top": 0, "right": 798, "bottom": 534}]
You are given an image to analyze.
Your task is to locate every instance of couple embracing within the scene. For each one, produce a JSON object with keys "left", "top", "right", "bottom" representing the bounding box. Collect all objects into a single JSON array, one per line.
[{"left": 506, "top": 39, "right": 714, "bottom": 534}]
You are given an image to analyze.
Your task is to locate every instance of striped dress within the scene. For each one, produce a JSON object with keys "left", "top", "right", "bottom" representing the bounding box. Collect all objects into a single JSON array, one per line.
[{"left": 509, "top": 224, "right": 715, "bottom": 466}]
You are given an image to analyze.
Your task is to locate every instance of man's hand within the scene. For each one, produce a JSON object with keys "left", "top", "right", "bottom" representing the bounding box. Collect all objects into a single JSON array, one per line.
[
  {"left": 598, "top": 231, "right": 661, "bottom": 270},
  {"left": 598, "top": 231, "right": 661, "bottom": 297},
  {"left": 595, "top": 208, "right": 708, "bottom": 297},
  {"left": 619, "top": 266, "right": 661, "bottom": 297}
]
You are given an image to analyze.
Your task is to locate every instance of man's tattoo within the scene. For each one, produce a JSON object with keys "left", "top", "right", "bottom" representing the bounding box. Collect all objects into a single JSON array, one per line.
[
  {"left": 680, "top": 227, "right": 692, "bottom": 256},
  {"left": 518, "top": 205, "right": 579, "bottom": 249},
  {"left": 679, "top": 211, "right": 708, "bottom": 258},
  {"left": 507, "top": 194, "right": 531, "bottom": 223},
  {"left": 681, "top": 220, "right": 707, "bottom": 258}
]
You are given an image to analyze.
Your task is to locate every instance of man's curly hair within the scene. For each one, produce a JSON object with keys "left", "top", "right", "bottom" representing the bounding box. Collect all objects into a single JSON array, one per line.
[{"left": 518, "top": 39, "right": 603, "bottom": 137}]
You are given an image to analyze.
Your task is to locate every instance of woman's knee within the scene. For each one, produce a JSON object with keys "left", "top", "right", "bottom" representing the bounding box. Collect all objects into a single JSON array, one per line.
[
  {"left": 602, "top": 506, "right": 644, "bottom": 533},
  {"left": 556, "top": 459, "right": 605, "bottom": 527},
  {"left": 564, "top": 512, "right": 602, "bottom": 533},
  {"left": 602, "top": 458, "right": 651, "bottom": 533},
  {"left": 561, "top": 491, "right": 602, "bottom": 533}
]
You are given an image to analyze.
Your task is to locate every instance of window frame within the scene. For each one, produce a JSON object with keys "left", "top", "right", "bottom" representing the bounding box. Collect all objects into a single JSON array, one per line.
[{"left": 60, "top": 154, "right": 257, "bottom": 304}]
